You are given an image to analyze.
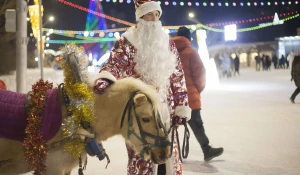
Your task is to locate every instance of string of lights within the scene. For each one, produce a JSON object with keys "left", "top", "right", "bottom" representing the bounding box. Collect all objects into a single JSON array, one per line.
[
  {"left": 57, "top": 0, "right": 135, "bottom": 26},
  {"left": 43, "top": 12, "right": 299, "bottom": 38},
  {"left": 206, "top": 11, "right": 298, "bottom": 27},
  {"left": 44, "top": 13, "right": 299, "bottom": 45},
  {"left": 56, "top": 0, "right": 299, "bottom": 29},
  {"left": 100, "top": 0, "right": 299, "bottom": 7},
  {"left": 46, "top": 38, "right": 118, "bottom": 44}
]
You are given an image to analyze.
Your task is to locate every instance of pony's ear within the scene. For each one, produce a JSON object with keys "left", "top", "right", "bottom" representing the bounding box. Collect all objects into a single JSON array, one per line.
[{"left": 133, "top": 94, "right": 147, "bottom": 106}]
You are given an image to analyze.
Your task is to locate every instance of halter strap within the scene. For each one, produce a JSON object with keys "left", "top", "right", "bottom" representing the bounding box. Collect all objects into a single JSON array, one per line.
[{"left": 120, "top": 91, "right": 170, "bottom": 154}]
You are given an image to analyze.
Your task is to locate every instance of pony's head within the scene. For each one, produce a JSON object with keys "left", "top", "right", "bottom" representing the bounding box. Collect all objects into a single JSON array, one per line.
[
  {"left": 93, "top": 78, "right": 171, "bottom": 164},
  {"left": 122, "top": 91, "right": 171, "bottom": 164}
]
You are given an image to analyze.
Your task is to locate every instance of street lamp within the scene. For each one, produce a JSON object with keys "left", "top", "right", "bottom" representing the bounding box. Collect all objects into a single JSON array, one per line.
[
  {"left": 49, "top": 16, "right": 54, "bottom": 22},
  {"left": 188, "top": 12, "right": 195, "bottom": 18}
]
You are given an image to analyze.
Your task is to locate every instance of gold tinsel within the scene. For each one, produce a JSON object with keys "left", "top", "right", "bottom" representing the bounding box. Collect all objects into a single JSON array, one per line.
[
  {"left": 61, "top": 45, "right": 94, "bottom": 158},
  {"left": 65, "top": 137, "right": 85, "bottom": 158}
]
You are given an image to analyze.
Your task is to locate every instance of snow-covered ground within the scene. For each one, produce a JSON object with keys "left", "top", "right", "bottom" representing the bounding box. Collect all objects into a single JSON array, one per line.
[{"left": 1, "top": 66, "right": 299, "bottom": 175}]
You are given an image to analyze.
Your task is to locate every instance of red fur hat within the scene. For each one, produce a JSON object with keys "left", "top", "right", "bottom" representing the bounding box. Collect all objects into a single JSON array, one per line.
[{"left": 133, "top": 0, "right": 162, "bottom": 21}]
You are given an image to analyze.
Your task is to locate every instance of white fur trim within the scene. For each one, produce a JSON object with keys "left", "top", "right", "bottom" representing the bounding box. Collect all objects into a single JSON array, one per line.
[
  {"left": 135, "top": 1, "right": 162, "bottom": 21},
  {"left": 174, "top": 106, "right": 191, "bottom": 121},
  {"left": 122, "top": 26, "right": 138, "bottom": 48},
  {"left": 94, "top": 71, "right": 117, "bottom": 84},
  {"left": 165, "top": 157, "right": 174, "bottom": 175}
]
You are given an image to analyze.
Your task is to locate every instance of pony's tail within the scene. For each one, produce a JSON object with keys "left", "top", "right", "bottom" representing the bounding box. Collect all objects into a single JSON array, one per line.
[{"left": 60, "top": 44, "right": 89, "bottom": 84}]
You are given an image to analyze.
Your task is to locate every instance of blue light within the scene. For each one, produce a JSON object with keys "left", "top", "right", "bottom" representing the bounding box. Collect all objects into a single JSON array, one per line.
[
  {"left": 127, "top": 0, "right": 131, "bottom": 3},
  {"left": 78, "top": 32, "right": 82, "bottom": 36},
  {"left": 261, "top": 2, "right": 264, "bottom": 6},
  {"left": 106, "top": 0, "right": 110, "bottom": 2},
  {"left": 218, "top": 2, "right": 222, "bottom": 6},
  {"left": 108, "top": 32, "right": 114, "bottom": 37},
  {"left": 282, "top": 1, "right": 285, "bottom": 5},
  {"left": 240, "top": 2, "right": 244, "bottom": 6},
  {"left": 90, "top": 32, "right": 95, "bottom": 37},
  {"left": 195, "top": 2, "right": 199, "bottom": 6},
  {"left": 173, "top": 1, "right": 176, "bottom": 5}
]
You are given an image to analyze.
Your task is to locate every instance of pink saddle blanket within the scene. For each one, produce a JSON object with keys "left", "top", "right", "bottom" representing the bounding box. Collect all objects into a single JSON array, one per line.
[{"left": 0, "top": 89, "right": 62, "bottom": 142}]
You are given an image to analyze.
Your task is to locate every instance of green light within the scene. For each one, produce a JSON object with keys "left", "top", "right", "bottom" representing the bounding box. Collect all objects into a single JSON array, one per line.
[
  {"left": 157, "top": 1, "right": 161, "bottom": 5},
  {"left": 112, "top": 0, "right": 117, "bottom": 2},
  {"left": 225, "top": 2, "right": 229, "bottom": 6},
  {"left": 203, "top": 2, "right": 207, "bottom": 6},
  {"left": 267, "top": 2, "right": 271, "bottom": 5},
  {"left": 180, "top": 2, "right": 184, "bottom": 6},
  {"left": 247, "top": 2, "right": 251, "bottom": 6},
  {"left": 288, "top": 1, "right": 291, "bottom": 4}
]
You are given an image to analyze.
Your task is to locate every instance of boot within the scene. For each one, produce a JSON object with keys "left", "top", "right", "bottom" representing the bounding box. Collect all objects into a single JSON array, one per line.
[
  {"left": 290, "top": 97, "right": 295, "bottom": 104},
  {"left": 204, "top": 147, "right": 224, "bottom": 162}
]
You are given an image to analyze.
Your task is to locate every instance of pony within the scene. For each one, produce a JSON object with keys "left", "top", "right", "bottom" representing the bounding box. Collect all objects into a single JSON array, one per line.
[{"left": 0, "top": 45, "right": 171, "bottom": 175}]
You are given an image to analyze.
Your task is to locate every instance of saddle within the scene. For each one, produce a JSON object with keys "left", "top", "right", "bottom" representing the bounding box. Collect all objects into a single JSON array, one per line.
[{"left": 0, "top": 88, "right": 63, "bottom": 142}]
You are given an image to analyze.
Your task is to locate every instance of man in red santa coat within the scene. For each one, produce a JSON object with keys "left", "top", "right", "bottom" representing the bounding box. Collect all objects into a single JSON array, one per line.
[{"left": 93, "top": 0, "right": 191, "bottom": 174}]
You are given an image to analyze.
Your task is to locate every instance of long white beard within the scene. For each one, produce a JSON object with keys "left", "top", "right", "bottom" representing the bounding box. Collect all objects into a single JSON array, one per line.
[{"left": 134, "top": 19, "right": 177, "bottom": 98}]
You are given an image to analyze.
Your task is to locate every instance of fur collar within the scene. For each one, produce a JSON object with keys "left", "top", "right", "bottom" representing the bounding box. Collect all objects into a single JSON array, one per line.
[{"left": 122, "top": 26, "right": 138, "bottom": 48}]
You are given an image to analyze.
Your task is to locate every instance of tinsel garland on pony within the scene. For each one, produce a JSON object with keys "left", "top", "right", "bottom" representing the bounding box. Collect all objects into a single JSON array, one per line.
[
  {"left": 24, "top": 80, "right": 53, "bottom": 175},
  {"left": 23, "top": 45, "right": 94, "bottom": 174}
]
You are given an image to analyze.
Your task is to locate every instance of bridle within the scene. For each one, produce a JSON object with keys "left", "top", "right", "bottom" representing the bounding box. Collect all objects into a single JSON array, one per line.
[{"left": 120, "top": 91, "right": 171, "bottom": 158}]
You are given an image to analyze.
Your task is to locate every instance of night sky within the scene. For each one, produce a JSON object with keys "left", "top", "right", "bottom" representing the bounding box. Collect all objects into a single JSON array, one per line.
[{"left": 35, "top": 0, "right": 300, "bottom": 50}]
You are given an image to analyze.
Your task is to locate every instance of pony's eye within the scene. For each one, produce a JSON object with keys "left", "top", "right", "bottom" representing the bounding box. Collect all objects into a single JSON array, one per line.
[{"left": 142, "top": 118, "right": 150, "bottom": 123}]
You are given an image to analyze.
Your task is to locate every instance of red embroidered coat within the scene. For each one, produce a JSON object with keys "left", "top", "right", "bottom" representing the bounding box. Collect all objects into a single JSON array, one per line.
[{"left": 100, "top": 36, "right": 188, "bottom": 175}]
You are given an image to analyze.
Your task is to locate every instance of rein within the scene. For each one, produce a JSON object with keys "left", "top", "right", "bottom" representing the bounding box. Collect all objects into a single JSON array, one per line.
[
  {"left": 167, "top": 119, "right": 190, "bottom": 162},
  {"left": 120, "top": 91, "right": 171, "bottom": 157}
]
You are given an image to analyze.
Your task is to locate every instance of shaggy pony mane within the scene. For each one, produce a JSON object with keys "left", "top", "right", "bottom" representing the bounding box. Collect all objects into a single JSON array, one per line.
[{"left": 104, "top": 77, "right": 162, "bottom": 114}]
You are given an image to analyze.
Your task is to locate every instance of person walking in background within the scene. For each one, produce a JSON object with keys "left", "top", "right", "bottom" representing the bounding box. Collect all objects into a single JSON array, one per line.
[
  {"left": 266, "top": 55, "right": 271, "bottom": 71},
  {"left": 234, "top": 53, "right": 240, "bottom": 76},
  {"left": 172, "top": 26, "right": 224, "bottom": 162},
  {"left": 290, "top": 50, "right": 300, "bottom": 103},
  {"left": 279, "top": 55, "right": 286, "bottom": 69},
  {"left": 262, "top": 54, "right": 267, "bottom": 71},
  {"left": 272, "top": 53, "right": 278, "bottom": 69},
  {"left": 222, "top": 52, "right": 231, "bottom": 78},
  {"left": 255, "top": 54, "right": 261, "bottom": 71}
]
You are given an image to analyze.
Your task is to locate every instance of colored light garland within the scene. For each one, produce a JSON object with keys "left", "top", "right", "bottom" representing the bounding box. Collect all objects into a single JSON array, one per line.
[
  {"left": 45, "top": 12, "right": 299, "bottom": 45},
  {"left": 100, "top": 0, "right": 299, "bottom": 7},
  {"left": 57, "top": 0, "right": 134, "bottom": 26},
  {"left": 44, "top": 12, "right": 299, "bottom": 40},
  {"left": 46, "top": 38, "right": 117, "bottom": 44},
  {"left": 24, "top": 79, "right": 53, "bottom": 175},
  {"left": 43, "top": 9, "right": 299, "bottom": 35},
  {"left": 206, "top": 11, "right": 298, "bottom": 27}
]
